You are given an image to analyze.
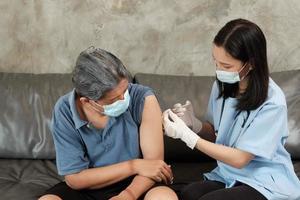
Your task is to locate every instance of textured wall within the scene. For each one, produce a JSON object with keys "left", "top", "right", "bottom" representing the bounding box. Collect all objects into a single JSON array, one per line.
[{"left": 1, "top": 0, "right": 300, "bottom": 75}]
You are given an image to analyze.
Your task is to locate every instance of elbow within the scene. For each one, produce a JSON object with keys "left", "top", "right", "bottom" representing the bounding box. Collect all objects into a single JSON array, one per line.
[
  {"left": 230, "top": 152, "right": 254, "bottom": 169},
  {"left": 65, "top": 173, "right": 86, "bottom": 190},
  {"left": 231, "top": 156, "right": 252, "bottom": 169},
  {"left": 231, "top": 161, "right": 248, "bottom": 169}
]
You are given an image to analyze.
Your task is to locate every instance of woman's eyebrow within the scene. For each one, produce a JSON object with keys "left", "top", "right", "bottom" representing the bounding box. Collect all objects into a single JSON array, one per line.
[{"left": 213, "top": 58, "right": 232, "bottom": 67}]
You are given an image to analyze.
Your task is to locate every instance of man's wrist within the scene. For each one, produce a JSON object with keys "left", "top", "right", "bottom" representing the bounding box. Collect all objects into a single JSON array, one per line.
[
  {"left": 124, "top": 188, "right": 137, "bottom": 200},
  {"left": 130, "top": 159, "right": 140, "bottom": 175}
]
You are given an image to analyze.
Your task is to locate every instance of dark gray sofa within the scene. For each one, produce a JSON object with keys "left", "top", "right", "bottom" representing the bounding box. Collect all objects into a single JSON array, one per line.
[{"left": 0, "top": 70, "right": 299, "bottom": 199}]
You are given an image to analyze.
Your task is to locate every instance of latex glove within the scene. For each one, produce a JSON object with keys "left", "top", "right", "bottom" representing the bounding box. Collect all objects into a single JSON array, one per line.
[
  {"left": 172, "top": 100, "right": 203, "bottom": 133},
  {"left": 163, "top": 109, "right": 200, "bottom": 149}
]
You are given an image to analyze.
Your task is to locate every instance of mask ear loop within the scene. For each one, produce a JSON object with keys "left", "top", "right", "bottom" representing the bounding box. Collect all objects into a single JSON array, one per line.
[
  {"left": 89, "top": 100, "right": 105, "bottom": 113},
  {"left": 238, "top": 63, "right": 252, "bottom": 81}
]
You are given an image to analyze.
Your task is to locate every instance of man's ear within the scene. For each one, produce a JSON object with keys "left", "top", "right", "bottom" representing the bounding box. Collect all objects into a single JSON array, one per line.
[{"left": 79, "top": 97, "right": 89, "bottom": 104}]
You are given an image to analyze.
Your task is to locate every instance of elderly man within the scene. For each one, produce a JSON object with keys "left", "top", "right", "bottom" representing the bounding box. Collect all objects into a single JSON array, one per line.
[{"left": 39, "top": 47, "right": 178, "bottom": 200}]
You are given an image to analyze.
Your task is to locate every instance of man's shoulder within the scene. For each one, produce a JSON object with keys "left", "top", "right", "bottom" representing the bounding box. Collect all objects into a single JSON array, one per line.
[
  {"left": 51, "top": 90, "right": 78, "bottom": 134},
  {"left": 128, "top": 83, "right": 152, "bottom": 91},
  {"left": 53, "top": 90, "right": 74, "bottom": 117},
  {"left": 128, "top": 83, "right": 154, "bottom": 98}
]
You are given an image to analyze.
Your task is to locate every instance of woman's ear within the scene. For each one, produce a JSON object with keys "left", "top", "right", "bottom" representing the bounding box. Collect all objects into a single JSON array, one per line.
[{"left": 248, "top": 58, "right": 255, "bottom": 70}]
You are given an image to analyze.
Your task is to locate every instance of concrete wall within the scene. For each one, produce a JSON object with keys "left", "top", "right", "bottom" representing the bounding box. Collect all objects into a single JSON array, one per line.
[{"left": 1, "top": 0, "right": 300, "bottom": 75}]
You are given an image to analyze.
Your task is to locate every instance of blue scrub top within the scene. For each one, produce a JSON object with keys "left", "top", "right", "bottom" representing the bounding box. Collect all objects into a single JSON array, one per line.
[
  {"left": 204, "top": 78, "right": 300, "bottom": 200},
  {"left": 51, "top": 83, "right": 153, "bottom": 176}
]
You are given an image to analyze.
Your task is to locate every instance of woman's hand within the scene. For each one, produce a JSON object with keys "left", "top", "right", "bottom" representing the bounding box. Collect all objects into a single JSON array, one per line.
[
  {"left": 172, "top": 100, "right": 203, "bottom": 133},
  {"left": 132, "top": 159, "right": 173, "bottom": 184},
  {"left": 163, "top": 109, "right": 200, "bottom": 149}
]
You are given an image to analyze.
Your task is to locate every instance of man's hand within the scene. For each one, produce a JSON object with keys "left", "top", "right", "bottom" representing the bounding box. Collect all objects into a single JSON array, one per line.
[{"left": 132, "top": 159, "right": 173, "bottom": 184}]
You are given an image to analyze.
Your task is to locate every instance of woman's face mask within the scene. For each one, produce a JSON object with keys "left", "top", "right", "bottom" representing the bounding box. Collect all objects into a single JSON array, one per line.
[
  {"left": 216, "top": 63, "right": 250, "bottom": 84},
  {"left": 92, "top": 89, "right": 130, "bottom": 117}
]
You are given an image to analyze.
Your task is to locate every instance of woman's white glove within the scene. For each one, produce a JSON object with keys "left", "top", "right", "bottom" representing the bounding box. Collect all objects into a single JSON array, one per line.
[
  {"left": 172, "top": 100, "right": 202, "bottom": 133},
  {"left": 163, "top": 109, "right": 200, "bottom": 149}
]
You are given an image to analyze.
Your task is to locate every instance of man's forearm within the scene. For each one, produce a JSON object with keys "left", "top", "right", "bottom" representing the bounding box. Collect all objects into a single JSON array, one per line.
[{"left": 65, "top": 160, "right": 136, "bottom": 190}]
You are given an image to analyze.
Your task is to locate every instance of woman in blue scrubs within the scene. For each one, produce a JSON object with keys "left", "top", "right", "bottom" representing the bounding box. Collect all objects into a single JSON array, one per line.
[{"left": 163, "top": 19, "right": 300, "bottom": 200}]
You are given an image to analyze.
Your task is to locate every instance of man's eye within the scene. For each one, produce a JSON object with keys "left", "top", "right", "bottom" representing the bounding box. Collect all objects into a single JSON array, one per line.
[
  {"left": 108, "top": 98, "right": 118, "bottom": 104},
  {"left": 107, "top": 100, "right": 115, "bottom": 104}
]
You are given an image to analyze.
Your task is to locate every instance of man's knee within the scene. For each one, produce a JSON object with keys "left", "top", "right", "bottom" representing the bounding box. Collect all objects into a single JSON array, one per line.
[
  {"left": 38, "top": 194, "right": 62, "bottom": 200},
  {"left": 144, "top": 186, "right": 178, "bottom": 200}
]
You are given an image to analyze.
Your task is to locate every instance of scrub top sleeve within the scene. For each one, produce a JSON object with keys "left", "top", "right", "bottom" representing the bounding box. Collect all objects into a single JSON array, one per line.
[
  {"left": 51, "top": 106, "right": 89, "bottom": 176},
  {"left": 128, "top": 84, "right": 154, "bottom": 125},
  {"left": 235, "top": 104, "right": 287, "bottom": 160},
  {"left": 205, "top": 81, "right": 218, "bottom": 125}
]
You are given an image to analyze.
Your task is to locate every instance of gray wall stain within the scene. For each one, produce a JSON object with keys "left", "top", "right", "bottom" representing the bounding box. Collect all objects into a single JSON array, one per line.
[
  {"left": 0, "top": 0, "right": 299, "bottom": 74},
  {"left": 109, "top": 0, "right": 140, "bottom": 15}
]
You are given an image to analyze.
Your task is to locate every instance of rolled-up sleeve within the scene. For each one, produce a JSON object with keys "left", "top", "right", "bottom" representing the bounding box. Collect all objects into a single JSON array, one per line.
[{"left": 128, "top": 84, "right": 154, "bottom": 125}]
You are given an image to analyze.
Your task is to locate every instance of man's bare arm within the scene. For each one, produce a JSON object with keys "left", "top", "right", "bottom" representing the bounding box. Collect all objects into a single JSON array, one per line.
[{"left": 124, "top": 95, "right": 173, "bottom": 199}]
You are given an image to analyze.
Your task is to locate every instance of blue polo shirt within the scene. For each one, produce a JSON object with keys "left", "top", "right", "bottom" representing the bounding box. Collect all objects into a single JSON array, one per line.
[{"left": 51, "top": 83, "right": 154, "bottom": 176}]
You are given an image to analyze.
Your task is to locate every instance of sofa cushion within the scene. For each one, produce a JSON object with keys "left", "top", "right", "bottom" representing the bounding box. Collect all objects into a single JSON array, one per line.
[
  {"left": 270, "top": 70, "right": 300, "bottom": 159},
  {"left": 294, "top": 161, "right": 300, "bottom": 178},
  {"left": 171, "top": 162, "right": 217, "bottom": 183},
  {"left": 0, "top": 73, "right": 72, "bottom": 159},
  {"left": 0, "top": 159, "right": 62, "bottom": 200}
]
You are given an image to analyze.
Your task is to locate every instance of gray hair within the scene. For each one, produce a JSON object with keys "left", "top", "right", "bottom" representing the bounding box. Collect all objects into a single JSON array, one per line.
[{"left": 72, "top": 47, "right": 131, "bottom": 100}]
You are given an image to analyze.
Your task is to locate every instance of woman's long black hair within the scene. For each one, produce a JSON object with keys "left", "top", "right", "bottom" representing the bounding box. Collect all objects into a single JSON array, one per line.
[{"left": 214, "top": 18, "right": 269, "bottom": 111}]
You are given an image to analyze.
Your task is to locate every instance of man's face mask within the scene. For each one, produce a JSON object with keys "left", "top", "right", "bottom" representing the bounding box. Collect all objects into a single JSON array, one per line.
[
  {"left": 93, "top": 89, "right": 130, "bottom": 117},
  {"left": 216, "top": 63, "right": 251, "bottom": 84}
]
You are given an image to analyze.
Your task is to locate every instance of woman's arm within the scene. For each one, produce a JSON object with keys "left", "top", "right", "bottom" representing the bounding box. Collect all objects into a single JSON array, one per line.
[
  {"left": 164, "top": 110, "right": 254, "bottom": 169},
  {"left": 195, "top": 137, "right": 254, "bottom": 168}
]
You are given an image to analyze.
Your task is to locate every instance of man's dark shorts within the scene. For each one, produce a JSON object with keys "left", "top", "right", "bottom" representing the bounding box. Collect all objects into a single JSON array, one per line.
[{"left": 40, "top": 176, "right": 185, "bottom": 200}]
